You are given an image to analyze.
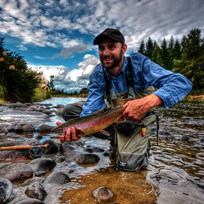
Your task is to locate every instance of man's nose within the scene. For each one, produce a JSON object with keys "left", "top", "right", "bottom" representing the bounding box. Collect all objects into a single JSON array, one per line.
[{"left": 103, "top": 48, "right": 110, "bottom": 56}]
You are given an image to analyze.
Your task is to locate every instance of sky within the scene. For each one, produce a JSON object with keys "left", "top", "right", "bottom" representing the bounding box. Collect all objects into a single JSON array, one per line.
[{"left": 0, "top": 0, "right": 204, "bottom": 92}]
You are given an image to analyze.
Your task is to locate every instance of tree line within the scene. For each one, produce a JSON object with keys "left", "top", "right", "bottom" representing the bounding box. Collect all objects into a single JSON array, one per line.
[{"left": 138, "top": 28, "right": 204, "bottom": 92}]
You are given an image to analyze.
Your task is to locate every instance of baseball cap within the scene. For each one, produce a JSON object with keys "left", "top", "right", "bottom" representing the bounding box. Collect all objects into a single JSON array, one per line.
[{"left": 93, "top": 28, "right": 125, "bottom": 45}]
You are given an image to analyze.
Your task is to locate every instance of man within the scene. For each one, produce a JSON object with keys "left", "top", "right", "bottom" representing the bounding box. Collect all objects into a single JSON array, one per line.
[{"left": 59, "top": 28, "right": 192, "bottom": 170}]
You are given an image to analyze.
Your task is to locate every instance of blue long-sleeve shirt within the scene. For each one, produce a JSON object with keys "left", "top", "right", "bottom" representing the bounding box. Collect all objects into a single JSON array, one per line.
[{"left": 80, "top": 53, "right": 193, "bottom": 117}]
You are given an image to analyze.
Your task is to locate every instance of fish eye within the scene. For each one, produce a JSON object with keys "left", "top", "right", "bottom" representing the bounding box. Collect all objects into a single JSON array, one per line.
[{"left": 58, "top": 128, "right": 62, "bottom": 131}]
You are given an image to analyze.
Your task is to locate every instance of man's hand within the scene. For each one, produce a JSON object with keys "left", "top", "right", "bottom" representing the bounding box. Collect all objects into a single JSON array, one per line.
[
  {"left": 123, "top": 94, "right": 163, "bottom": 124},
  {"left": 56, "top": 121, "right": 82, "bottom": 143}
]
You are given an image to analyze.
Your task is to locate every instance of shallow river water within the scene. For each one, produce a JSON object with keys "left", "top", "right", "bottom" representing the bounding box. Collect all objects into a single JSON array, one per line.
[{"left": 9, "top": 98, "right": 204, "bottom": 203}]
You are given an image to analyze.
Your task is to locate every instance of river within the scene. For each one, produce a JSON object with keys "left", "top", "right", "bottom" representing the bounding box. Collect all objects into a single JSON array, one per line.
[{"left": 16, "top": 98, "right": 204, "bottom": 203}]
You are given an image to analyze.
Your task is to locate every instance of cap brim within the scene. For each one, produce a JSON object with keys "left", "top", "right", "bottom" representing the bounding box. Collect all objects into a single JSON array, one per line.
[{"left": 93, "top": 34, "right": 120, "bottom": 45}]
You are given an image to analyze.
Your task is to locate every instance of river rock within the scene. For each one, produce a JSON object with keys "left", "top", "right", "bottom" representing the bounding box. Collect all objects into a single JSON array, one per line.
[
  {"left": 61, "top": 141, "right": 100, "bottom": 164},
  {"left": 0, "top": 127, "right": 8, "bottom": 135},
  {"left": 86, "top": 146, "right": 105, "bottom": 153},
  {"left": 24, "top": 103, "right": 32, "bottom": 106},
  {"left": 0, "top": 111, "right": 49, "bottom": 123},
  {"left": 42, "top": 110, "right": 52, "bottom": 115},
  {"left": 37, "top": 124, "right": 54, "bottom": 133},
  {"left": 196, "top": 138, "right": 204, "bottom": 144},
  {"left": 22, "top": 177, "right": 45, "bottom": 186},
  {"left": 56, "top": 104, "right": 65, "bottom": 108},
  {"left": 29, "top": 158, "right": 56, "bottom": 176},
  {"left": 45, "top": 172, "right": 71, "bottom": 184},
  {"left": 0, "top": 163, "right": 33, "bottom": 181},
  {"left": 12, "top": 198, "right": 45, "bottom": 204},
  {"left": 180, "top": 135, "right": 191, "bottom": 141},
  {"left": 6, "top": 132, "right": 23, "bottom": 140},
  {"left": 35, "top": 135, "right": 43, "bottom": 140},
  {"left": 56, "top": 108, "right": 63, "bottom": 116},
  {"left": 7, "top": 123, "right": 22, "bottom": 132},
  {"left": 15, "top": 102, "right": 26, "bottom": 108},
  {"left": 36, "top": 106, "right": 44, "bottom": 112},
  {"left": 92, "top": 187, "right": 114, "bottom": 202},
  {"left": 25, "top": 182, "right": 47, "bottom": 201},
  {"left": 41, "top": 139, "right": 58, "bottom": 154},
  {"left": 22, "top": 124, "right": 36, "bottom": 132},
  {"left": 159, "top": 129, "right": 171, "bottom": 135},
  {"left": 0, "top": 177, "right": 13, "bottom": 203}
]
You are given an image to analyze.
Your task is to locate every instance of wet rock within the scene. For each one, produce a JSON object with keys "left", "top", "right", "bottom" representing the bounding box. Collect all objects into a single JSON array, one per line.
[
  {"left": 197, "top": 183, "right": 204, "bottom": 189},
  {"left": 0, "top": 177, "right": 13, "bottom": 203},
  {"left": 55, "top": 155, "right": 65, "bottom": 163},
  {"left": 48, "top": 114, "right": 55, "bottom": 117},
  {"left": 22, "top": 177, "right": 45, "bottom": 186},
  {"left": 7, "top": 193, "right": 16, "bottom": 202},
  {"left": 7, "top": 123, "right": 22, "bottom": 132},
  {"left": 56, "top": 104, "right": 65, "bottom": 108},
  {"left": 61, "top": 141, "right": 100, "bottom": 164},
  {"left": 41, "top": 139, "right": 58, "bottom": 154},
  {"left": 35, "top": 135, "right": 43, "bottom": 140},
  {"left": 151, "top": 126, "right": 157, "bottom": 131},
  {"left": 25, "top": 182, "right": 47, "bottom": 201},
  {"left": 102, "top": 150, "right": 112, "bottom": 157},
  {"left": 56, "top": 108, "right": 63, "bottom": 116},
  {"left": 22, "top": 124, "right": 36, "bottom": 132},
  {"left": 0, "top": 127, "right": 8, "bottom": 135},
  {"left": 0, "top": 163, "right": 33, "bottom": 181},
  {"left": 25, "top": 103, "right": 32, "bottom": 106},
  {"left": 12, "top": 198, "right": 45, "bottom": 204},
  {"left": 196, "top": 138, "right": 204, "bottom": 144},
  {"left": 15, "top": 102, "right": 26, "bottom": 108},
  {"left": 93, "top": 187, "right": 114, "bottom": 202},
  {"left": 0, "top": 111, "right": 49, "bottom": 123},
  {"left": 86, "top": 146, "right": 105, "bottom": 153},
  {"left": 36, "top": 106, "right": 44, "bottom": 112},
  {"left": 180, "top": 135, "right": 191, "bottom": 142},
  {"left": 29, "top": 158, "right": 56, "bottom": 176},
  {"left": 42, "top": 110, "right": 52, "bottom": 115},
  {"left": 45, "top": 172, "right": 71, "bottom": 184},
  {"left": 159, "top": 129, "right": 171, "bottom": 135},
  {"left": 37, "top": 124, "right": 54, "bottom": 133},
  {"left": 7, "top": 104, "right": 14, "bottom": 108},
  {"left": 6, "top": 132, "right": 23, "bottom": 139}
]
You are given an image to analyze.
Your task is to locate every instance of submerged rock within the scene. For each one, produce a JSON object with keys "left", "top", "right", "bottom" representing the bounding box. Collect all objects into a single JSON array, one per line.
[
  {"left": 61, "top": 141, "right": 100, "bottom": 164},
  {"left": 41, "top": 139, "right": 58, "bottom": 154},
  {"left": 12, "top": 198, "right": 45, "bottom": 204},
  {"left": 0, "top": 177, "right": 13, "bottom": 203},
  {"left": 93, "top": 187, "right": 114, "bottom": 203},
  {"left": 37, "top": 124, "right": 54, "bottom": 133},
  {"left": 180, "top": 135, "right": 191, "bottom": 142},
  {"left": 0, "top": 163, "right": 33, "bottom": 182},
  {"left": 25, "top": 182, "right": 47, "bottom": 201},
  {"left": 22, "top": 124, "right": 36, "bottom": 132},
  {"left": 45, "top": 172, "right": 71, "bottom": 184},
  {"left": 29, "top": 158, "right": 56, "bottom": 176}
]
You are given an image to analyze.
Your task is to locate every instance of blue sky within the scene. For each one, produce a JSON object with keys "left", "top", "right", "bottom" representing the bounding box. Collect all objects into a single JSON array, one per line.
[{"left": 0, "top": 0, "right": 204, "bottom": 92}]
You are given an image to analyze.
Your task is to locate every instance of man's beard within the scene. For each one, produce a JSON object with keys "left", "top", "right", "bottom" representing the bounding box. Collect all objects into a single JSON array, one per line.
[{"left": 101, "top": 48, "right": 123, "bottom": 70}]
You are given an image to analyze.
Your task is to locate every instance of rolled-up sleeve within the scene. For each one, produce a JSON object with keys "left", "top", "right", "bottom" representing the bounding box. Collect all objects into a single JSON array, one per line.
[
  {"left": 80, "top": 66, "right": 106, "bottom": 117},
  {"left": 131, "top": 54, "right": 193, "bottom": 109}
]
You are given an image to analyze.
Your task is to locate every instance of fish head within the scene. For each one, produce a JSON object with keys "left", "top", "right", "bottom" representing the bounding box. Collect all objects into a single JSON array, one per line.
[{"left": 50, "top": 125, "right": 65, "bottom": 135}]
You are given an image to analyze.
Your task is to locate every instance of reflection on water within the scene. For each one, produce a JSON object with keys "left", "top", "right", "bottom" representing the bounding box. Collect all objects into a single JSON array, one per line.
[{"left": 17, "top": 98, "right": 204, "bottom": 203}]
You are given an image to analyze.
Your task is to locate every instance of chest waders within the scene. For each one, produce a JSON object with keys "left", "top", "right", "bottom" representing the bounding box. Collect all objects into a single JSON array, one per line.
[{"left": 104, "top": 57, "right": 159, "bottom": 171}]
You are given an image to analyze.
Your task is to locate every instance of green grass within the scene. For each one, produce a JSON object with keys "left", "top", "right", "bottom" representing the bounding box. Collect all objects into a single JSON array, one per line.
[{"left": 32, "top": 87, "right": 51, "bottom": 102}]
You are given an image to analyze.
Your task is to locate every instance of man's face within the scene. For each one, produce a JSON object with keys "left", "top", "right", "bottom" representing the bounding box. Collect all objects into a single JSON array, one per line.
[{"left": 98, "top": 37, "right": 126, "bottom": 70}]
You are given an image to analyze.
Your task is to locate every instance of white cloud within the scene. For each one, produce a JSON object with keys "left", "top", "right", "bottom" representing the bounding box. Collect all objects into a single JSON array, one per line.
[
  {"left": 16, "top": 44, "right": 27, "bottom": 50},
  {"left": 34, "top": 56, "right": 46, "bottom": 59}
]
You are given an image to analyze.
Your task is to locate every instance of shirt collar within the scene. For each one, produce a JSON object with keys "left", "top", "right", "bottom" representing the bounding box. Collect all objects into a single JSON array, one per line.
[{"left": 103, "top": 56, "right": 128, "bottom": 79}]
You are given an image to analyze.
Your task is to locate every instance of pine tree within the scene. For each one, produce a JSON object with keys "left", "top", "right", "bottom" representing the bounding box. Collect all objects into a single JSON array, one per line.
[
  {"left": 160, "top": 38, "right": 169, "bottom": 69},
  {"left": 138, "top": 40, "right": 145, "bottom": 55},
  {"left": 151, "top": 40, "right": 161, "bottom": 64},
  {"left": 173, "top": 39, "right": 182, "bottom": 60},
  {"left": 167, "top": 35, "right": 174, "bottom": 70},
  {"left": 173, "top": 28, "right": 204, "bottom": 90},
  {"left": 145, "top": 37, "right": 154, "bottom": 59}
]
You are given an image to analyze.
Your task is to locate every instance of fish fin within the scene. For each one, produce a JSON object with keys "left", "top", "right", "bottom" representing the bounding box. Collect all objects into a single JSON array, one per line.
[
  {"left": 91, "top": 109, "right": 104, "bottom": 115},
  {"left": 99, "top": 129, "right": 110, "bottom": 136},
  {"left": 115, "top": 115, "right": 124, "bottom": 123}
]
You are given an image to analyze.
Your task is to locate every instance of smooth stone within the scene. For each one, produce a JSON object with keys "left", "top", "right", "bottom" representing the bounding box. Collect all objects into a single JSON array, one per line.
[
  {"left": 61, "top": 141, "right": 100, "bottom": 164},
  {"left": 159, "top": 129, "right": 171, "bottom": 135},
  {"left": 12, "top": 198, "right": 45, "bottom": 204},
  {"left": 22, "top": 124, "right": 36, "bottom": 132},
  {"left": 56, "top": 108, "right": 63, "bottom": 116},
  {"left": 86, "top": 146, "right": 105, "bottom": 153},
  {"left": 180, "top": 135, "right": 191, "bottom": 141},
  {"left": 0, "top": 163, "right": 33, "bottom": 182},
  {"left": 7, "top": 104, "right": 14, "bottom": 108},
  {"left": 48, "top": 114, "right": 55, "bottom": 117},
  {"left": 0, "top": 177, "right": 13, "bottom": 203},
  {"left": 35, "top": 135, "right": 43, "bottom": 140},
  {"left": 45, "top": 172, "right": 71, "bottom": 184},
  {"left": 15, "top": 102, "right": 26, "bottom": 108},
  {"left": 37, "top": 124, "right": 54, "bottom": 133},
  {"left": 25, "top": 182, "right": 47, "bottom": 201},
  {"left": 42, "top": 110, "right": 52, "bottom": 115},
  {"left": 56, "top": 104, "right": 65, "bottom": 108},
  {"left": 93, "top": 187, "right": 114, "bottom": 202},
  {"left": 6, "top": 132, "right": 23, "bottom": 139},
  {"left": 151, "top": 126, "right": 157, "bottom": 131},
  {"left": 24, "top": 103, "right": 32, "bottom": 106},
  {"left": 0, "top": 111, "right": 49, "bottom": 123},
  {"left": 0, "top": 127, "right": 8, "bottom": 135},
  {"left": 7, "top": 123, "right": 22, "bottom": 132},
  {"left": 41, "top": 139, "right": 58, "bottom": 154},
  {"left": 0, "top": 149, "right": 28, "bottom": 162},
  {"left": 36, "top": 107, "right": 44, "bottom": 112},
  {"left": 196, "top": 138, "right": 204, "bottom": 143},
  {"left": 22, "top": 177, "right": 45, "bottom": 186},
  {"left": 29, "top": 158, "right": 56, "bottom": 176},
  {"left": 55, "top": 155, "right": 65, "bottom": 163}
]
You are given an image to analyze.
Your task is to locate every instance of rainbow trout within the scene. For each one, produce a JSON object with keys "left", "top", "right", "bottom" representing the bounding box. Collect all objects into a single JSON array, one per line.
[{"left": 50, "top": 106, "right": 126, "bottom": 136}]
